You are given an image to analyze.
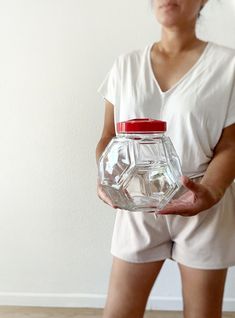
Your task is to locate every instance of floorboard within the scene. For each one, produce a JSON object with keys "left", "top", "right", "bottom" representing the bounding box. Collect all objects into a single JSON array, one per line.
[{"left": 0, "top": 307, "right": 234, "bottom": 318}]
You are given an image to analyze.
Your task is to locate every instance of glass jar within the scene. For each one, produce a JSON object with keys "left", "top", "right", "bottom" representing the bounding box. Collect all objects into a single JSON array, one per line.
[{"left": 98, "top": 118, "right": 183, "bottom": 213}]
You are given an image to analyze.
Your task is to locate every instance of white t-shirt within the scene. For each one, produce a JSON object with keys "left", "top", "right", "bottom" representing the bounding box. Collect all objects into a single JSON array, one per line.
[{"left": 97, "top": 41, "right": 235, "bottom": 178}]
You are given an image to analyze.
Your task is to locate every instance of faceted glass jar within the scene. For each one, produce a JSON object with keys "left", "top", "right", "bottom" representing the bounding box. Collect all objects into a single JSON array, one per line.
[{"left": 98, "top": 118, "right": 183, "bottom": 213}]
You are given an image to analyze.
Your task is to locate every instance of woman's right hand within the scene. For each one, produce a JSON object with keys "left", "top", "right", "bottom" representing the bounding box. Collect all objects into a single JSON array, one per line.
[{"left": 97, "top": 182, "right": 117, "bottom": 209}]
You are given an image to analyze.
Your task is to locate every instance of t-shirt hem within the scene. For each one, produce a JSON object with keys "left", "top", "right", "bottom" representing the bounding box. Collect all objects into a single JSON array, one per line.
[
  {"left": 224, "top": 117, "right": 235, "bottom": 128},
  {"left": 97, "top": 89, "right": 115, "bottom": 106}
]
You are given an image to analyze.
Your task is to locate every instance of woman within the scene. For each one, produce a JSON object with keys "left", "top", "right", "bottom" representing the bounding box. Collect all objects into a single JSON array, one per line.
[{"left": 96, "top": 1, "right": 235, "bottom": 317}]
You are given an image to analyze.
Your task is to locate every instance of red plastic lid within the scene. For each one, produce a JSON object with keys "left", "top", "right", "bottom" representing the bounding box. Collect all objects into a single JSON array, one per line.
[{"left": 117, "top": 118, "right": 166, "bottom": 134}]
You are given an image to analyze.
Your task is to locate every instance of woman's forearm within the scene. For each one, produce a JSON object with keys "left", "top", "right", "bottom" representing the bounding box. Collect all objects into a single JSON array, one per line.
[{"left": 200, "top": 146, "right": 235, "bottom": 200}]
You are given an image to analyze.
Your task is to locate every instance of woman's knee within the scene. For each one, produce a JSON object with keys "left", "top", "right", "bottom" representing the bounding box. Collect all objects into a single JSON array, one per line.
[
  {"left": 178, "top": 262, "right": 228, "bottom": 318},
  {"left": 102, "top": 256, "right": 165, "bottom": 318}
]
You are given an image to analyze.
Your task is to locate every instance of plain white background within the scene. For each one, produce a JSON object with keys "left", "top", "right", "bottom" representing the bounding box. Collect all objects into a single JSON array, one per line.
[{"left": 0, "top": 0, "right": 234, "bottom": 311}]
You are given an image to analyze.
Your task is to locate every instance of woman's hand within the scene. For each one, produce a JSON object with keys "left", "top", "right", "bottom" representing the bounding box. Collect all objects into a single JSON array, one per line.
[
  {"left": 97, "top": 182, "right": 117, "bottom": 209},
  {"left": 158, "top": 176, "right": 223, "bottom": 217}
]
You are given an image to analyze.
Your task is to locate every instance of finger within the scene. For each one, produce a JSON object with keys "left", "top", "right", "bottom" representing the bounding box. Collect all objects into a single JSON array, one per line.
[
  {"left": 98, "top": 193, "right": 111, "bottom": 205},
  {"left": 160, "top": 199, "right": 189, "bottom": 210},
  {"left": 159, "top": 203, "right": 196, "bottom": 215},
  {"left": 97, "top": 188, "right": 115, "bottom": 207},
  {"left": 159, "top": 210, "right": 179, "bottom": 215},
  {"left": 159, "top": 209, "right": 197, "bottom": 215}
]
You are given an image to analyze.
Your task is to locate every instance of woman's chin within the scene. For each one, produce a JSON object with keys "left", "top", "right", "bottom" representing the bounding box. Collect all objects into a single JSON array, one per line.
[{"left": 157, "top": 16, "right": 184, "bottom": 28}]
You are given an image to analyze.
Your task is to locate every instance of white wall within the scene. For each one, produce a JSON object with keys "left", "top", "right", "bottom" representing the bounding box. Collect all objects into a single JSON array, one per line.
[{"left": 0, "top": 0, "right": 234, "bottom": 311}]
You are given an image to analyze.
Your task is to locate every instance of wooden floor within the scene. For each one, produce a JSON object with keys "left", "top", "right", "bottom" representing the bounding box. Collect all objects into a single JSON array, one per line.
[{"left": 0, "top": 307, "right": 234, "bottom": 318}]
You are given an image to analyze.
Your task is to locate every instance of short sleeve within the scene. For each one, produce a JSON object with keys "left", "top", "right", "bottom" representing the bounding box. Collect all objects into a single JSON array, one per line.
[
  {"left": 224, "top": 81, "right": 235, "bottom": 128},
  {"left": 97, "top": 57, "right": 121, "bottom": 106}
]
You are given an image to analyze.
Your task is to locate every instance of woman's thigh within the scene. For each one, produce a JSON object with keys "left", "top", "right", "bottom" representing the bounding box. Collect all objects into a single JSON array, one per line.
[
  {"left": 178, "top": 262, "right": 228, "bottom": 318},
  {"left": 103, "top": 256, "right": 165, "bottom": 318}
]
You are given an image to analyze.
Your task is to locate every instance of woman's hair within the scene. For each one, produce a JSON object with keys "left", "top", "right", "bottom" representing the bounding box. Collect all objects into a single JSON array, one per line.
[{"left": 198, "top": 4, "right": 205, "bottom": 18}]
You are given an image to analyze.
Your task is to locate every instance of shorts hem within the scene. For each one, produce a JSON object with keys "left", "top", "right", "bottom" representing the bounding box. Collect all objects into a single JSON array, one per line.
[
  {"left": 172, "top": 255, "right": 235, "bottom": 270},
  {"left": 110, "top": 250, "right": 172, "bottom": 264}
]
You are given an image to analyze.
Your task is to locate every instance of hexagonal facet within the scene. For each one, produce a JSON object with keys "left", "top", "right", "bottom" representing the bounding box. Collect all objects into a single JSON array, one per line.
[
  {"left": 99, "top": 137, "right": 132, "bottom": 188},
  {"left": 121, "top": 163, "right": 179, "bottom": 212},
  {"left": 98, "top": 135, "right": 182, "bottom": 212}
]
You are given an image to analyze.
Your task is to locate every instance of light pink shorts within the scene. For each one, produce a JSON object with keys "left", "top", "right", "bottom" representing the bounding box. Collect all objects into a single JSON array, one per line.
[{"left": 110, "top": 178, "right": 235, "bottom": 269}]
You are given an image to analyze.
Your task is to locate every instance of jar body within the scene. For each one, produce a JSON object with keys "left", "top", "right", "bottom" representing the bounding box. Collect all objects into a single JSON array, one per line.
[{"left": 98, "top": 133, "right": 183, "bottom": 212}]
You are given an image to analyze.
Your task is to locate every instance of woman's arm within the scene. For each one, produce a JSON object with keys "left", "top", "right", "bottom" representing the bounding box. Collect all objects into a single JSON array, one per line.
[
  {"left": 200, "top": 123, "right": 235, "bottom": 200},
  {"left": 158, "top": 123, "right": 235, "bottom": 216},
  {"left": 96, "top": 100, "right": 116, "bottom": 164}
]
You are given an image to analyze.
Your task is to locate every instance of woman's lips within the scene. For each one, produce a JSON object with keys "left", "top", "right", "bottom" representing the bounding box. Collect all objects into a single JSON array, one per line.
[{"left": 160, "top": 3, "right": 178, "bottom": 10}]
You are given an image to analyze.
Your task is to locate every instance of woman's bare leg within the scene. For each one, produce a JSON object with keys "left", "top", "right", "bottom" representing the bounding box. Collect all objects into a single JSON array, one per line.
[
  {"left": 178, "top": 262, "right": 228, "bottom": 318},
  {"left": 102, "top": 256, "right": 165, "bottom": 318}
]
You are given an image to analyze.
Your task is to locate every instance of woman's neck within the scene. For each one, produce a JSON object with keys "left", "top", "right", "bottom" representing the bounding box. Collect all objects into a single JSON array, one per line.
[{"left": 158, "top": 26, "right": 203, "bottom": 55}]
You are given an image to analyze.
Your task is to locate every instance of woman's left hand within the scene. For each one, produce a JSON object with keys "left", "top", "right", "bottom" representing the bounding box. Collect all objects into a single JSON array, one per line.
[{"left": 158, "top": 176, "right": 223, "bottom": 217}]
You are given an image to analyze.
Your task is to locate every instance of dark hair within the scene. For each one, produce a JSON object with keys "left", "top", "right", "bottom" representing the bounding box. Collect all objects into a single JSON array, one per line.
[{"left": 198, "top": 4, "right": 204, "bottom": 18}]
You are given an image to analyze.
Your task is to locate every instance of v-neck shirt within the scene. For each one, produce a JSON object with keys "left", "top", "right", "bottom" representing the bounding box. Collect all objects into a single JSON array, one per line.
[
  {"left": 148, "top": 41, "right": 211, "bottom": 94},
  {"left": 97, "top": 41, "right": 235, "bottom": 178}
]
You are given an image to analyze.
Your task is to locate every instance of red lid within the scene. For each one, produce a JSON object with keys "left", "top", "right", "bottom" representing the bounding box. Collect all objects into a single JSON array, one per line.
[{"left": 117, "top": 118, "right": 166, "bottom": 134}]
